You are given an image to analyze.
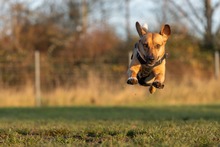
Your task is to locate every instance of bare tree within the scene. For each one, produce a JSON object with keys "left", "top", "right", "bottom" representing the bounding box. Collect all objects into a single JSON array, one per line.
[
  {"left": 167, "top": 0, "right": 220, "bottom": 50},
  {"left": 167, "top": 0, "right": 220, "bottom": 78}
]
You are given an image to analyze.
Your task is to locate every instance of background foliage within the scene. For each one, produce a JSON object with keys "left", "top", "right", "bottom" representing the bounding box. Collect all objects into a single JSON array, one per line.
[{"left": 0, "top": 0, "right": 219, "bottom": 106}]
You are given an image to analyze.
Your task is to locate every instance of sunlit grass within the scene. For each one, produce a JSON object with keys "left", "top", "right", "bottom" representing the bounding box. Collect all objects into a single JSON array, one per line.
[{"left": 0, "top": 106, "right": 219, "bottom": 146}]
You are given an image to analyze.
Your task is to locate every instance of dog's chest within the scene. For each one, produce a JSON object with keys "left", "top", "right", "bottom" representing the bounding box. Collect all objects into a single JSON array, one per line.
[{"left": 139, "top": 65, "right": 153, "bottom": 78}]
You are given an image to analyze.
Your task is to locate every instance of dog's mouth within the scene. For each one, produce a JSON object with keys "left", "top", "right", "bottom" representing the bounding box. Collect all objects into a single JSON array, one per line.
[
  {"left": 145, "top": 56, "right": 157, "bottom": 67},
  {"left": 146, "top": 60, "right": 156, "bottom": 67}
]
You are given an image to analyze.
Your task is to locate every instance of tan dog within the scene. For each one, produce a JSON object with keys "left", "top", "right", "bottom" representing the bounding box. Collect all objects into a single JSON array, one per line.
[{"left": 127, "top": 22, "right": 171, "bottom": 94}]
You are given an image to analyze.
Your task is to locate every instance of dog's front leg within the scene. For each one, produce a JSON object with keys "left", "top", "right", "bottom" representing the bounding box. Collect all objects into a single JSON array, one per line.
[
  {"left": 127, "top": 64, "right": 141, "bottom": 85},
  {"left": 149, "top": 73, "right": 165, "bottom": 94},
  {"left": 152, "top": 73, "right": 165, "bottom": 89},
  {"left": 151, "top": 65, "right": 165, "bottom": 89}
]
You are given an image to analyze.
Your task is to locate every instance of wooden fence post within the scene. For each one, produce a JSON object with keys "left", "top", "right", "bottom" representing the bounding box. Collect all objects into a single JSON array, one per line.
[
  {"left": 215, "top": 50, "right": 219, "bottom": 79},
  {"left": 35, "top": 50, "right": 41, "bottom": 107},
  {"left": 128, "top": 51, "right": 132, "bottom": 67}
]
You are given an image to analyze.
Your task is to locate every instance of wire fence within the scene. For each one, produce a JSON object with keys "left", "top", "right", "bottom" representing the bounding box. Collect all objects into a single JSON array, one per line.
[
  {"left": 0, "top": 48, "right": 219, "bottom": 107},
  {"left": 0, "top": 50, "right": 127, "bottom": 91}
]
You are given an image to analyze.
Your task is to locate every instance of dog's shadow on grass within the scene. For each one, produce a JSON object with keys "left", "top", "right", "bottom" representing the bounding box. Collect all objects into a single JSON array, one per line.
[{"left": 0, "top": 105, "right": 220, "bottom": 122}]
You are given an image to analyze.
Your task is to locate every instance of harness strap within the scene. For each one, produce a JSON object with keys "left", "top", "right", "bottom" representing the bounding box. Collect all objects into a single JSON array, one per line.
[
  {"left": 136, "top": 50, "right": 168, "bottom": 67},
  {"left": 137, "top": 51, "right": 147, "bottom": 64},
  {"left": 135, "top": 43, "right": 147, "bottom": 64},
  {"left": 153, "top": 53, "right": 168, "bottom": 67}
]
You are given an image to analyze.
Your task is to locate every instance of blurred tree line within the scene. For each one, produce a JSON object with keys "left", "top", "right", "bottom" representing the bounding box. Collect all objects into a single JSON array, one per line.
[{"left": 0, "top": 0, "right": 219, "bottom": 89}]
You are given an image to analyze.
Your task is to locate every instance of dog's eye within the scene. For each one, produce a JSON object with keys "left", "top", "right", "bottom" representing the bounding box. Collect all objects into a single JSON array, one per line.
[
  {"left": 143, "top": 44, "right": 148, "bottom": 48},
  {"left": 155, "top": 44, "right": 161, "bottom": 49}
]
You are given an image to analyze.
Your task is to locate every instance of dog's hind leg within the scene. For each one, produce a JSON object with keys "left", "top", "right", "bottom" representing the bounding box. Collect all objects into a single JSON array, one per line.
[{"left": 149, "top": 86, "right": 156, "bottom": 94}]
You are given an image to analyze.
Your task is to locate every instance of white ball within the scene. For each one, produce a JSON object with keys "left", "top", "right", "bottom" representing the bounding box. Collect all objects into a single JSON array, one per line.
[{"left": 142, "top": 23, "right": 148, "bottom": 32}]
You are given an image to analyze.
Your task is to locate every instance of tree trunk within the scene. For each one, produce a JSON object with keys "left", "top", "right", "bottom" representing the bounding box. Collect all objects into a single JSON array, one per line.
[
  {"left": 204, "top": 0, "right": 214, "bottom": 49},
  {"left": 125, "top": 0, "right": 130, "bottom": 42},
  {"left": 82, "top": 0, "right": 88, "bottom": 33}
]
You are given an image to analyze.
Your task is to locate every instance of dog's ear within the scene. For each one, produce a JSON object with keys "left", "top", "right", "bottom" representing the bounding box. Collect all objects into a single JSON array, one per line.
[
  {"left": 160, "top": 24, "right": 171, "bottom": 39},
  {"left": 136, "top": 22, "right": 147, "bottom": 37}
]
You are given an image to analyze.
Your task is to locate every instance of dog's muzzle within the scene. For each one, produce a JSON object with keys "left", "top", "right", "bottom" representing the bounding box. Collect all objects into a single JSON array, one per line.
[{"left": 145, "top": 55, "right": 155, "bottom": 65}]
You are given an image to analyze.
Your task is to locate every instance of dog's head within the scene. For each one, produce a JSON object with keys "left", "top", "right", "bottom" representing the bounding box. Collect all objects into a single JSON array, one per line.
[{"left": 136, "top": 22, "right": 171, "bottom": 66}]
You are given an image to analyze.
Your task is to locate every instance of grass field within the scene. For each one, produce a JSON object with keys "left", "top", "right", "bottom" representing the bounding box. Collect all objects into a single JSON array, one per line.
[{"left": 0, "top": 105, "right": 219, "bottom": 146}]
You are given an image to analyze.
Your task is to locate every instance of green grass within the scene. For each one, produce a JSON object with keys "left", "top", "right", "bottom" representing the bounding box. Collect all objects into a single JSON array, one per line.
[{"left": 0, "top": 105, "right": 219, "bottom": 146}]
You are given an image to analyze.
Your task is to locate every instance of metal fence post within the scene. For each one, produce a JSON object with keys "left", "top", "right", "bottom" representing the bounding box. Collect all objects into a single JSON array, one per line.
[{"left": 35, "top": 50, "right": 41, "bottom": 107}]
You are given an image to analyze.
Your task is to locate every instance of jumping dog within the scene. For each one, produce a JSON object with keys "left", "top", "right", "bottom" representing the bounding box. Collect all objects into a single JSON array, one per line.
[{"left": 127, "top": 21, "right": 171, "bottom": 94}]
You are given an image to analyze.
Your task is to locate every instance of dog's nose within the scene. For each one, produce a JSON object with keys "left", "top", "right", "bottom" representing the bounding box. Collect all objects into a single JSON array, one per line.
[{"left": 146, "top": 55, "right": 154, "bottom": 62}]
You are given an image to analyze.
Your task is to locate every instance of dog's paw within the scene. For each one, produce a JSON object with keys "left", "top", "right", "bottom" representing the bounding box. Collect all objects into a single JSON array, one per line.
[
  {"left": 152, "top": 81, "right": 164, "bottom": 89},
  {"left": 127, "top": 77, "right": 138, "bottom": 85}
]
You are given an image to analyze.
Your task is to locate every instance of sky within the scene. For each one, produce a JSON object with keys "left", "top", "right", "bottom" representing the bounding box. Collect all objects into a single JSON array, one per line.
[
  {"left": 1, "top": 0, "right": 220, "bottom": 39},
  {"left": 116, "top": 0, "right": 220, "bottom": 38},
  {"left": 24, "top": 0, "right": 161, "bottom": 38},
  {"left": 87, "top": 0, "right": 220, "bottom": 39}
]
